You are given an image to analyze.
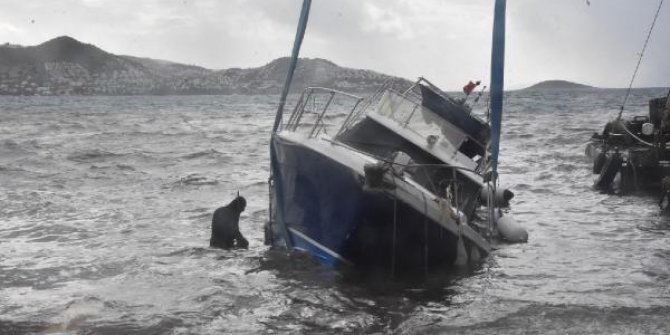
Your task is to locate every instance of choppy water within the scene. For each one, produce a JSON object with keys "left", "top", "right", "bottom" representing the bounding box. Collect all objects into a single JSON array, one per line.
[{"left": 1, "top": 89, "right": 670, "bottom": 334}]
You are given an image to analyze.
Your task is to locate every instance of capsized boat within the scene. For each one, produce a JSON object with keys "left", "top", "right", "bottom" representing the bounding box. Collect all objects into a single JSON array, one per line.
[
  {"left": 265, "top": 0, "right": 526, "bottom": 275},
  {"left": 586, "top": 93, "right": 670, "bottom": 202}
]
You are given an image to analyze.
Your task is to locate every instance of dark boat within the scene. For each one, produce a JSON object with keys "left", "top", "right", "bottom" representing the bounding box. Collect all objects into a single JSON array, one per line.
[
  {"left": 264, "top": 0, "right": 525, "bottom": 276},
  {"left": 586, "top": 93, "right": 670, "bottom": 202},
  {"left": 585, "top": 0, "right": 669, "bottom": 207},
  {"left": 266, "top": 79, "right": 504, "bottom": 273}
]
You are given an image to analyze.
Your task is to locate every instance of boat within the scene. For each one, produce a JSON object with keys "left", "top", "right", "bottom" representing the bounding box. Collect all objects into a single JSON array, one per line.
[
  {"left": 586, "top": 93, "right": 670, "bottom": 203},
  {"left": 264, "top": 0, "right": 526, "bottom": 275},
  {"left": 585, "top": 0, "right": 669, "bottom": 207}
]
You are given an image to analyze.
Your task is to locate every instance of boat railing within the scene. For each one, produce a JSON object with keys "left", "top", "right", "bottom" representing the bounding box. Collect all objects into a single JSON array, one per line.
[
  {"left": 340, "top": 82, "right": 466, "bottom": 146},
  {"left": 336, "top": 78, "right": 464, "bottom": 134},
  {"left": 283, "top": 87, "right": 364, "bottom": 138},
  {"left": 336, "top": 79, "right": 412, "bottom": 136}
]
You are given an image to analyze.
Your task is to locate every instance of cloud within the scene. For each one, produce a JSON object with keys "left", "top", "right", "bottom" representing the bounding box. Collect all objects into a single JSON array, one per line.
[
  {"left": 0, "top": 0, "right": 667, "bottom": 89},
  {"left": 507, "top": 0, "right": 669, "bottom": 88},
  {"left": 0, "top": 22, "right": 23, "bottom": 34},
  {"left": 237, "top": 0, "right": 496, "bottom": 88}
]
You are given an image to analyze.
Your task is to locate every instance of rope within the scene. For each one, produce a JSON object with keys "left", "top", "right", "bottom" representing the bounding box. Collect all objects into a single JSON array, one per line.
[
  {"left": 392, "top": 196, "right": 397, "bottom": 278},
  {"left": 630, "top": 157, "right": 639, "bottom": 191},
  {"left": 390, "top": 171, "right": 398, "bottom": 277},
  {"left": 421, "top": 191, "right": 429, "bottom": 276},
  {"left": 421, "top": 165, "right": 439, "bottom": 195},
  {"left": 617, "top": 120, "right": 655, "bottom": 147},
  {"left": 487, "top": 183, "right": 494, "bottom": 239},
  {"left": 617, "top": 0, "right": 666, "bottom": 120}
]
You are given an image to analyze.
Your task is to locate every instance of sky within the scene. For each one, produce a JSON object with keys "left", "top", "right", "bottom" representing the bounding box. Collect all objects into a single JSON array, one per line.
[{"left": 0, "top": 0, "right": 668, "bottom": 90}]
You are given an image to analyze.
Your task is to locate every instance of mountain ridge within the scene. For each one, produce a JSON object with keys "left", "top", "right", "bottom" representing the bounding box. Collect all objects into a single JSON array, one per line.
[{"left": 0, "top": 36, "right": 410, "bottom": 96}]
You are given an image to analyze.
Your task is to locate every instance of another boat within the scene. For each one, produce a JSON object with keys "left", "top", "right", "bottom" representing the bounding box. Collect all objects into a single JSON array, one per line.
[
  {"left": 585, "top": 0, "right": 669, "bottom": 208},
  {"left": 265, "top": 0, "right": 525, "bottom": 275},
  {"left": 586, "top": 93, "right": 670, "bottom": 202}
]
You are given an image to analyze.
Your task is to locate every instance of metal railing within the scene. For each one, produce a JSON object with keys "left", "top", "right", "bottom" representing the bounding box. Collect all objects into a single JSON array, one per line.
[
  {"left": 283, "top": 87, "right": 364, "bottom": 139},
  {"left": 337, "top": 79, "right": 408, "bottom": 136}
]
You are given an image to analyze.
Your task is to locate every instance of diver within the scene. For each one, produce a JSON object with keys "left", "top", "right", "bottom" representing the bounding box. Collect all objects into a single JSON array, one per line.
[{"left": 210, "top": 195, "right": 249, "bottom": 249}]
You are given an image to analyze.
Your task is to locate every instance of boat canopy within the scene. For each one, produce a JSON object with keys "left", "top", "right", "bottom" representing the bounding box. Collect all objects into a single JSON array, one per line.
[{"left": 418, "top": 83, "right": 490, "bottom": 149}]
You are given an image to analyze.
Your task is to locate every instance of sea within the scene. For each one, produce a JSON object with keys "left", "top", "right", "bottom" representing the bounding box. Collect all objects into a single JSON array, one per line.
[{"left": 1, "top": 88, "right": 670, "bottom": 334}]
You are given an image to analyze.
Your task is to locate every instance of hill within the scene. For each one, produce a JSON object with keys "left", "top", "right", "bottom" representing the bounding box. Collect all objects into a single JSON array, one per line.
[
  {"left": 524, "top": 80, "right": 595, "bottom": 91},
  {"left": 0, "top": 36, "right": 409, "bottom": 96}
]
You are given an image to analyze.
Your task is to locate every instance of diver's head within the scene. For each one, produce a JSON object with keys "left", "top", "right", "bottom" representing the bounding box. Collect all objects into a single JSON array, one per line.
[{"left": 230, "top": 196, "right": 247, "bottom": 212}]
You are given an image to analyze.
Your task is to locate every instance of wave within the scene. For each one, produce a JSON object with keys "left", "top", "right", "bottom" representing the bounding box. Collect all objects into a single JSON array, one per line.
[
  {"left": 116, "top": 164, "right": 136, "bottom": 171},
  {"left": 0, "top": 164, "right": 28, "bottom": 172},
  {"left": 205, "top": 135, "right": 235, "bottom": 143},
  {"left": 550, "top": 134, "right": 586, "bottom": 145},
  {"left": 2, "top": 139, "right": 20, "bottom": 148},
  {"left": 248, "top": 180, "right": 268, "bottom": 187},
  {"left": 66, "top": 149, "right": 124, "bottom": 163},
  {"left": 159, "top": 247, "right": 214, "bottom": 257},
  {"left": 181, "top": 149, "right": 224, "bottom": 160},
  {"left": 505, "top": 133, "right": 535, "bottom": 139},
  {"left": 171, "top": 173, "right": 219, "bottom": 186},
  {"left": 0, "top": 139, "right": 36, "bottom": 156},
  {"left": 554, "top": 163, "right": 579, "bottom": 173}
]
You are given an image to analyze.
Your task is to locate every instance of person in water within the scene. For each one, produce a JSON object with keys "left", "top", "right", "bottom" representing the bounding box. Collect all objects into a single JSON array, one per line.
[{"left": 210, "top": 195, "right": 248, "bottom": 249}]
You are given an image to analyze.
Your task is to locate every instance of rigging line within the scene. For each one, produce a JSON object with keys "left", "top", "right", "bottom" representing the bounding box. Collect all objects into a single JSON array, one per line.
[
  {"left": 389, "top": 171, "right": 399, "bottom": 278},
  {"left": 392, "top": 197, "right": 398, "bottom": 278},
  {"left": 617, "top": 120, "right": 654, "bottom": 147},
  {"left": 420, "top": 163, "right": 440, "bottom": 195},
  {"left": 421, "top": 191, "right": 429, "bottom": 277},
  {"left": 630, "top": 157, "right": 640, "bottom": 192},
  {"left": 617, "top": 0, "right": 666, "bottom": 120}
]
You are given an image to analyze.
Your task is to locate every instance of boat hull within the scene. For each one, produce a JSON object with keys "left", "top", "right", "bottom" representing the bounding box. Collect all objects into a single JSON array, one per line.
[
  {"left": 269, "top": 134, "right": 479, "bottom": 274},
  {"left": 587, "top": 96, "right": 670, "bottom": 195},
  {"left": 586, "top": 141, "right": 670, "bottom": 194}
]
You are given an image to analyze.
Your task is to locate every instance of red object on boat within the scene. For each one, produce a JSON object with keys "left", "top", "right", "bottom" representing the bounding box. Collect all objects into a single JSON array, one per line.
[{"left": 463, "top": 81, "right": 477, "bottom": 95}]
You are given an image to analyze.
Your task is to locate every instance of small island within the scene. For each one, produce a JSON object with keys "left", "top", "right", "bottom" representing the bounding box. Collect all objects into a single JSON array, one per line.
[{"left": 524, "top": 80, "right": 595, "bottom": 91}]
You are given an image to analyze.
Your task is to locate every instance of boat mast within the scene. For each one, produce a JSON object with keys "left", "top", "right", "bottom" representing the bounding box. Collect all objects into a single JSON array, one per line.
[
  {"left": 272, "top": 0, "right": 312, "bottom": 133},
  {"left": 270, "top": 0, "right": 312, "bottom": 249},
  {"left": 489, "top": 0, "right": 506, "bottom": 183},
  {"left": 486, "top": 0, "right": 506, "bottom": 237}
]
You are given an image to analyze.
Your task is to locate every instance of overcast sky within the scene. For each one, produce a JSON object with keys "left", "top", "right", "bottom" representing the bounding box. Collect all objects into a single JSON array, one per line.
[{"left": 0, "top": 0, "right": 668, "bottom": 90}]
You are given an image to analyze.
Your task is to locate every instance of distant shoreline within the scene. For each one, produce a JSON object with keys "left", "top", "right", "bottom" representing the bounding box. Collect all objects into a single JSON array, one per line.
[
  {"left": 1, "top": 37, "right": 666, "bottom": 97},
  {"left": 0, "top": 36, "right": 410, "bottom": 96}
]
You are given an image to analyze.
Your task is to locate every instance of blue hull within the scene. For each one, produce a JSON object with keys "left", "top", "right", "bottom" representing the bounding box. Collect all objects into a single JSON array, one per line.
[{"left": 269, "top": 135, "right": 463, "bottom": 274}]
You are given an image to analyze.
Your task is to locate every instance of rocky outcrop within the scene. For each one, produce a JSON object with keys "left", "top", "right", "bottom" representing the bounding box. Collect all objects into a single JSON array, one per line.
[
  {"left": 524, "top": 80, "right": 595, "bottom": 91},
  {"left": 0, "top": 36, "right": 409, "bottom": 96}
]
